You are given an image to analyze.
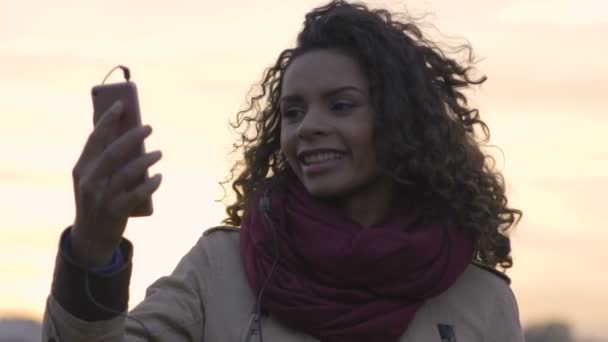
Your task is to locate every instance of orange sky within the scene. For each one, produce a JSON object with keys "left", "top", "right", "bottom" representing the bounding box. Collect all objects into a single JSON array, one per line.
[{"left": 1, "top": 0, "right": 607, "bottom": 339}]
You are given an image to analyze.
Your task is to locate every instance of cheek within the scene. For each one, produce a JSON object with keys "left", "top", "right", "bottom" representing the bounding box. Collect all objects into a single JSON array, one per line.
[
  {"left": 351, "top": 128, "right": 378, "bottom": 171},
  {"left": 280, "top": 129, "right": 297, "bottom": 165},
  {"left": 279, "top": 126, "right": 289, "bottom": 153}
]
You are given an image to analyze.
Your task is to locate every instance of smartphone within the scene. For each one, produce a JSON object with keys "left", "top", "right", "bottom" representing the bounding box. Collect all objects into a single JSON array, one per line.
[{"left": 91, "top": 81, "right": 153, "bottom": 217}]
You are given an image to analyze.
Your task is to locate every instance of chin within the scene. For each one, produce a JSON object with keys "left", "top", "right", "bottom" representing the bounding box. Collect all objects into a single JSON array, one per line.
[
  {"left": 303, "top": 184, "right": 342, "bottom": 199},
  {"left": 299, "top": 175, "right": 351, "bottom": 199}
]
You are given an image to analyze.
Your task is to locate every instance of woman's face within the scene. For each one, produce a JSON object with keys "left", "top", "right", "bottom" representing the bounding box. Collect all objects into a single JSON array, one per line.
[{"left": 280, "top": 49, "right": 384, "bottom": 200}]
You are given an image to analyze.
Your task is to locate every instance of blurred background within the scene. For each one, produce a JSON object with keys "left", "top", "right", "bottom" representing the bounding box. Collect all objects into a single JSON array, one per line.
[{"left": 1, "top": 0, "right": 606, "bottom": 341}]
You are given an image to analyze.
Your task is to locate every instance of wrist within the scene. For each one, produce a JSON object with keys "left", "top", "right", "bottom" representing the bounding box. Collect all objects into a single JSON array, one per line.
[{"left": 69, "top": 226, "right": 117, "bottom": 268}]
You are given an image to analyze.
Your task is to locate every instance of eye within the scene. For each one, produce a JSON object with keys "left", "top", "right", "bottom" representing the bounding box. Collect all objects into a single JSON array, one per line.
[
  {"left": 281, "top": 107, "right": 305, "bottom": 120},
  {"left": 331, "top": 101, "right": 355, "bottom": 112}
]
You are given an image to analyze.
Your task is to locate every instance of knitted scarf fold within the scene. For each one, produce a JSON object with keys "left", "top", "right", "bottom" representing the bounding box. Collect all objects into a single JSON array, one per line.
[{"left": 240, "top": 178, "right": 473, "bottom": 342}]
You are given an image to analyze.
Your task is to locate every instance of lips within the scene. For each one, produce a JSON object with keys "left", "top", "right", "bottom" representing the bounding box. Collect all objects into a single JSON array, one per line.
[
  {"left": 296, "top": 149, "right": 348, "bottom": 176},
  {"left": 297, "top": 149, "right": 347, "bottom": 165}
]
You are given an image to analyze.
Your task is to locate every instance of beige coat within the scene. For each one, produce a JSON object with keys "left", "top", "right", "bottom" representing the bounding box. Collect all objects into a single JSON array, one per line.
[{"left": 43, "top": 226, "right": 524, "bottom": 341}]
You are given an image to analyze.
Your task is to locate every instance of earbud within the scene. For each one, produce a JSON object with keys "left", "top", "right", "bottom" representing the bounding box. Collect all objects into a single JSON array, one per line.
[{"left": 259, "top": 193, "right": 271, "bottom": 215}]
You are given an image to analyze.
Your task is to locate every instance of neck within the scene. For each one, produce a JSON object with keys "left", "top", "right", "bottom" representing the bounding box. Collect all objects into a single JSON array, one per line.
[{"left": 331, "top": 176, "right": 394, "bottom": 228}]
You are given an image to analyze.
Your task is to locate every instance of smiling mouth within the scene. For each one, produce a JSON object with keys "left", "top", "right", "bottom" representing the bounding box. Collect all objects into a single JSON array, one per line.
[{"left": 299, "top": 151, "right": 346, "bottom": 165}]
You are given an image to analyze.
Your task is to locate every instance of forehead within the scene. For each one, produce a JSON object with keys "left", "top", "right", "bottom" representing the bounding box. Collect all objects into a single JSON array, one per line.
[{"left": 281, "top": 49, "right": 368, "bottom": 95}]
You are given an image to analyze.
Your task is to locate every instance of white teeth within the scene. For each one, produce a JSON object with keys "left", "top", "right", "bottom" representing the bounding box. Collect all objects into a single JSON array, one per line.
[{"left": 302, "top": 152, "right": 344, "bottom": 164}]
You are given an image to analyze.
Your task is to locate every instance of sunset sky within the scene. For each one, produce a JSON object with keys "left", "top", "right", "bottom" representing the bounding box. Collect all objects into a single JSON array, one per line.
[{"left": 1, "top": 0, "right": 607, "bottom": 340}]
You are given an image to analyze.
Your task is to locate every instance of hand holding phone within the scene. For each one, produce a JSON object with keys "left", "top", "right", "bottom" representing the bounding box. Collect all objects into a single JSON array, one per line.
[
  {"left": 91, "top": 81, "right": 153, "bottom": 216},
  {"left": 69, "top": 69, "right": 163, "bottom": 267}
]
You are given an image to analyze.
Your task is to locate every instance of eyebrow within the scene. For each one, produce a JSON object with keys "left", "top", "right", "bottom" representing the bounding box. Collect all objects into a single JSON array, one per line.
[{"left": 280, "top": 86, "right": 364, "bottom": 103}]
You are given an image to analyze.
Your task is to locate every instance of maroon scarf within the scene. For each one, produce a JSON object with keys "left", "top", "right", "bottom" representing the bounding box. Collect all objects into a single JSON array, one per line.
[{"left": 240, "top": 178, "right": 473, "bottom": 342}]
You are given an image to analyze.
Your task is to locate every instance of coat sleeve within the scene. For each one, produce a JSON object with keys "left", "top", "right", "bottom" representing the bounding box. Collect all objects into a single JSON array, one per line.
[{"left": 42, "top": 227, "right": 209, "bottom": 342}]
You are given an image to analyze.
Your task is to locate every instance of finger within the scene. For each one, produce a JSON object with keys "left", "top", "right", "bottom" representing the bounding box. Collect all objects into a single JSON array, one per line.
[
  {"left": 108, "top": 174, "right": 162, "bottom": 217},
  {"left": 90, "top": 125, "right": 152, "bottom": 181},
  {"left": 105, "top": 150, "right": 163, "bottom": 196},
  {"left": 80, "top": 100, "right": 125, "bottom": 160}
]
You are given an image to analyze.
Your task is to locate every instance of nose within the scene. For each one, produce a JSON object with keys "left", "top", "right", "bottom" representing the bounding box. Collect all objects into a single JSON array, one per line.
[{"left": 296, "top": 106, "right": 329, "bottom": 139}]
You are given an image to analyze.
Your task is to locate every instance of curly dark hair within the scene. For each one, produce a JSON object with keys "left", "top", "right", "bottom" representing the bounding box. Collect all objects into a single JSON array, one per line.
[{"left": 222, "top": 0, "right": 522, "bottom": 269}]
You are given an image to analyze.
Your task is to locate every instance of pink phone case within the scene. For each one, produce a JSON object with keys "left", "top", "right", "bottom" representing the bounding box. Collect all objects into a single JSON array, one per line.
[{"left": 91, "top": 81, "right": 153, "bottom": 217}]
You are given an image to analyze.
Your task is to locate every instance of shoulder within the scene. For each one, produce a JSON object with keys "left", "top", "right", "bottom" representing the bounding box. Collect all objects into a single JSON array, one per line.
[
  {"left": 203, "top": 225, "right": 240, "bottom": 236},
  {"left": 470, "top": 259, "right": 511, "bottom": 285},
  {"left": 461, "top": 261, "right": 519, "bottom": 314},
  {"left": 458, "top": 263, "right": 523, "bottom": 339},
  {"left": 199, "top": 225, "right": 241, "bottom": 247},
  {"left": 404, "top": 261, "right": 522, "bottom": 340},
  {"left": 192, "top": 225, "right": 241, "bottom": 261},
  {"left": 431, "top": 262, "right": 518, "bottom": 318},
  {"left": 187, "top": 225, "right": 242, "bottom": 268},
  {"left": 431, "top": 262, "right": 521, "bottom": 332},
  {"left": 457, "top": 263, "right": 521, "bottom": 325},
  {"left": 163, "top": 226, "right": 241, "bottom": 273},
  {"left": 455, "top": 262, "right": 514, "bottom": 301},
  {"left": 166, "top": 225, "right": 245, "bottom": 292}
]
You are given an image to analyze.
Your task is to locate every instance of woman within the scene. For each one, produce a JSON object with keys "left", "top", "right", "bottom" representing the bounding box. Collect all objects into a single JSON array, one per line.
[{"left": 42, "top": 1, "right": 523, "bottom": 341}]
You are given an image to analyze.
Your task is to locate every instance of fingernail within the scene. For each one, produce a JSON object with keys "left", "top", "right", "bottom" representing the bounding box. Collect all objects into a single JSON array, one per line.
[{"left": 143, "top": 125, "right": 152, "bottom": 134}]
